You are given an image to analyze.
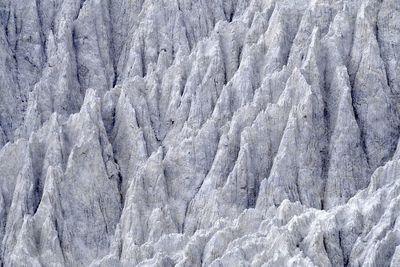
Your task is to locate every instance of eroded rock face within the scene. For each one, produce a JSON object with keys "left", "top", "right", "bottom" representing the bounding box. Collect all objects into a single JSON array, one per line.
[{"left": 0, "top": 0, "right": 399, "bottom": 266}]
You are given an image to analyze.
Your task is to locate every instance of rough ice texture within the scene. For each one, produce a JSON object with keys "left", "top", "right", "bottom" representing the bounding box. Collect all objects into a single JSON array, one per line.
[{"left": 0, "top": 0, "right": 399, "bottom": 266}]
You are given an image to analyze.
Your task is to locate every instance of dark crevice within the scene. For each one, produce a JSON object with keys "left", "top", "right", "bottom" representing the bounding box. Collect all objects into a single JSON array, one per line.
[
  {"left": 349, "top": 72, "right": 370, "bottom": 168},
  {"left": 54, "top": 219, "right": 66, "bottom": 262},
  {"left": 112, "top": 71, "right": 118, "bottom": 87},
  {"left": 79, "top": 0, "right": 87, "bottom": 12},
  {"left": 30, "top": 175, "right": 42, "bottom": 215},
  {"left": 237, "top": 45, "right": 242, "bottom": 69},
  {"left": 228, "top": 11, "right": 234, "bottom": 22},
  {"left": 140, "top": 37, "right": 146, "bottom": 77},
  {"left": 71, "top": 27, "right": 82, "bottom": 90},
  {"left": 321, "top": 66, "right": 330, "bottom": 210},
  {"left": 113, "top": 158, "right": 125, "bottom": 209},
  {"left": 181, "top": 202, "right": 189, "bottom": 233},
  {"left": 34, "top": 0, "right": 46, "bottom": 67}
]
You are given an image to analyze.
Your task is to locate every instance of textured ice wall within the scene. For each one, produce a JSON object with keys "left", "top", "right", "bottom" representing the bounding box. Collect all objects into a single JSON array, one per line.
[{"left": 0, "top": 0, "right": 399, "bottom": 266}]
